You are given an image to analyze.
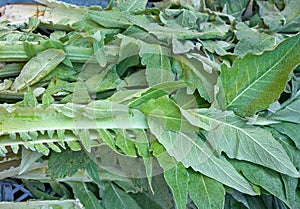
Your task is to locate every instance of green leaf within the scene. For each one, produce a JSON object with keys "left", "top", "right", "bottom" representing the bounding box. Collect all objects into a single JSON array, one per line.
[
  {"left": 87, "top": 10, "right": 132, "bottom": 29},
  {"left": 115, "top": 130, "right": 137, "bottom": 157},
  {"left": 182, "top": 108, "right": 300, "bottom": 177},
  {"left": 11, "top": 49, "right": 66, "bottom": 91},
  {"left": 48, "top": 181, "right": 73, "bottom": 199},
  {"left": 171, "top": 88, "right": 199, "bottom": 109},
  {"left": 91, "top": 144, "right": 149, "bottom": 181},
  {"left": 152, "top": 141, "right": 188, "bottom": 209},
  {"left": 67, "top": 141, "right": 81, "bottom": 151},
  {"left": 231, "top": 160, "right": 291, "bottom": 207},
  {"left": 280, "top": 0, "right": 300, "bottom": 32},
  {"left": 97, "top": 129, "right": 117, "bottom": 151},
  {"left": 201, "top": 40, "right": 231, "bottom": 56},
  {"left": 282, "top": 175, "right": 300, "bottom": 209},
  {"left": 270, "top": 95, "right": 300, "bottom": 123},
  {"left": 70, "top": 81, "right": 91, "bottom": 104},
  {"left": 189, "top": 169, "right": 225, "bottom": 209},
  {"left": 224, "top": 194, "right": 249, "bottom": 209},
  {"left": 117, "top": 34, "right": 141, "bottom": 65},
  {"left": 42, "top": 93, "right": 54, "bottom": 108},
  {"left": 149, "top": 128, "right": 256, "bottom": 195},
  {"left": 223, "top": 0, "right": 249, "bottom": 18},
  {"left": 257, "top": 1, "right": 285, "bottom": 32},
  {"left": 102, "top": 183, "right": 142, "bottom": 209},
  {"left": 48, "top": 142, "right": 62, "bottom": 152},
  {"left": 160, "top": 9, "right": 208, "bottom": 30},
  {"left": 131, "top": 174, "right": 174, "bottom": 209},
  {"left": 0, "top": 102, "right": 145, "bottom": 135},
  {"left": 257, "top": 1, "right": 300, "bottom": 32},
  {"left": 234, "top": 23, "right": 276, "bottom": 56},
  {"left": 141, "top": 96, "right": 196, "bottom": 132},
  {"left": 219, "top": 33, "right": 300, "bottom": 116},
  {"left": 118, "top": 0, "right": 148, "bottom": 13},
  {"left": 140, "top": 42, "right": 174, "bottom": 86},
  {"left": 175, "top": 54, "right": 218, "bottom": 102},
  {"left": 130, "top": 20, "right": 228, "bottom": 42},
  {"left": 48, "top": 149, "right": 88, "bottom": 178},
  {"left": 134, "top": 130, "right": 153, "bottom": 192},
  {"left": 85, "top": 66, "right": 124, "bottom": 93},
  {"left": 79, "top": 129, "right": 92, "bottom": 152},
  {"left": 271, "top": 122, "right": 300, "bottom": 150},
  {"left": 19, "top": 148, "right": 43, "bottom": 174},
  {"left": 128, "top": 81, "right": 187, "bottom": 108},
  {"left": 68, "top": 182, "right": 104, "bottom": 209},
  {"left": 23, "top": 87, "right": 38, "bottom": 107}
]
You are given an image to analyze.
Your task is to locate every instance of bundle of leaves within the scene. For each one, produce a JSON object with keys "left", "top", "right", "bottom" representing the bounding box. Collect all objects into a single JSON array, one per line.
[{"left": 0, "top": 0, "right": 300, "bottom": 208}]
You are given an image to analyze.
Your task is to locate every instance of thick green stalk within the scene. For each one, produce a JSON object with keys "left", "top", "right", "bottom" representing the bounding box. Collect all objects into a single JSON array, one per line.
[
  {"left": 0, "top": 63, "right": 24, "bottom": 78},
  {"left": 0, "top": 104, "right": 148, "bottom": 135},
  {"left": 0, "top": 41, "right": 102, "bottom": 63}
]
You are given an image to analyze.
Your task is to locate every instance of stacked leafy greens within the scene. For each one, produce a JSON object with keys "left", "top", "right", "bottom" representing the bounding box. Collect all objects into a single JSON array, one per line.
[{"left": 0, "top": 0, "right": 300, "bottom": 208}]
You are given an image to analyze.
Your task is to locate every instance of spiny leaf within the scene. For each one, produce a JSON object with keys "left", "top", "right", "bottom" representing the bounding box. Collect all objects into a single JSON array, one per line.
[
  {"left": 34, "top": 143, "right": 50, "bottom": 156},
  {"left": 19, "top": 132, "right": 32, "bottom": 141},
  {"left": 48, "top": 142, "right": 61, "bottom": 153},
  {"left": 0, "top": 146, "right": 8, "bottom": 156},
  {"left": 23, "top": 143, "right": 36, "bottom": 151},
  {"left": 10, "top": 144, "right": 19, "bottom": 154},
  {"left": 219, "top": 33, "right": 300, "bottom": 116},
  {"left": 66, "top": 141, "right": 81, "bottom": 151},
  {"left": 9, "top": 133, "right": 17, "bottom": 140},
  {"left": 47, "top": 130, "right": 55, "bottom": 139}
]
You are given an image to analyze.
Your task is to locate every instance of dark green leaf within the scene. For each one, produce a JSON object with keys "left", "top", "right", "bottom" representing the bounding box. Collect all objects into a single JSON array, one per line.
[
  {"left": 68, "top": 182, "right": 104, "bottom": 209},
  {"left": 102, "top": 183, "right": 142, "bottom": 209},
  {"left": 48, "top": 149, "right": 88, "bottom": 178},
  {"left": 219, "top": 33, "right": 300, "bottom": 116},
  {"left": 152, "top": 141, "right": 188, "bottom": 209},
  {"left": 189, "top": 169, "right": 225, "bottom": 209}
]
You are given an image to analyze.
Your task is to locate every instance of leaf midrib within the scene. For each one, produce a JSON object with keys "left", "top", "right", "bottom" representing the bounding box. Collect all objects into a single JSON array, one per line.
[
  {"left": 190, "top": 110, "right": 296, "bottom": 175},
  {"left": 227, "top": 35, "right": 300, "bottom": 108},
  {"left": 179, "top": 132, "right": 254, "bottom": 194}
]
